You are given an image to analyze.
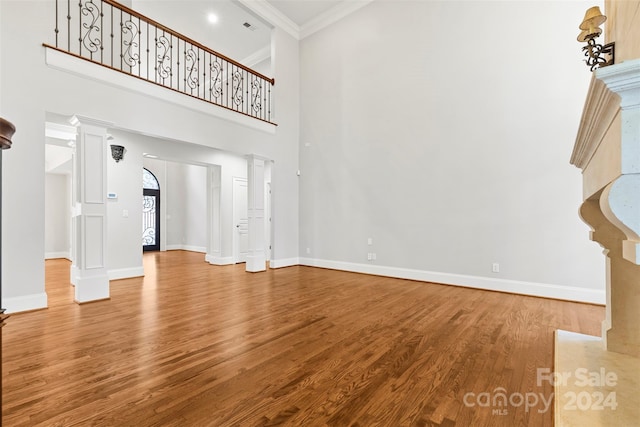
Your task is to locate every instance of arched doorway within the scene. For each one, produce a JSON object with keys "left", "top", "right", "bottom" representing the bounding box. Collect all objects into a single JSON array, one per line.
[{"left": 142, "top": 168, "right": 160, "bottom": 252}]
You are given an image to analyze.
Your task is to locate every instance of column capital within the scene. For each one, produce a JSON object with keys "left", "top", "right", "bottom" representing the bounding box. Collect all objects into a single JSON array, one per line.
[{"left": 69, "top": 115, "right": 114, "bottom": 129}]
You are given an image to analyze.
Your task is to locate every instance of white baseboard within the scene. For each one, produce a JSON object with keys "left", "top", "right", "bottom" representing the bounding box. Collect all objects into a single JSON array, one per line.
[
  {"left": 45, "top": 251, "right": 70, "bottom": 260},
  {"left": 206, "top": 254, "right": 234, "bottom": 265},
  {"left": 4, "top": 292, "right": 48, "bottom": 314},
  {"left": 108, "top": 266, "right": 145, "bottom": 281},
  {"left": 270, "top": 257, "right": 300, "bottom": 269},
  {"left": 298, "top": 258, "right": 606, "bottom": 305},
  {"left": 167, "top": 245, "right": 206, "bottom": 253}
]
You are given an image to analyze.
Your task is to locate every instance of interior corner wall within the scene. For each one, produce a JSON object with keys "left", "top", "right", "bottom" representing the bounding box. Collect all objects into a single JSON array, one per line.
[{"left": 298, "top": 0, "right": 605, "bottom": 301}]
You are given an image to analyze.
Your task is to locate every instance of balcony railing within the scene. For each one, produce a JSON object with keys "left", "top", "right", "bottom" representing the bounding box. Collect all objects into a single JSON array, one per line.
[{"left": 44, "top": 0, "right": 275, "bottom": 124}]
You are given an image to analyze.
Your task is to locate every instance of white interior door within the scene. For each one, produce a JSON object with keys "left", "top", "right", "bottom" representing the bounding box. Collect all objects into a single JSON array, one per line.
[{"left": 233, "top": 177, "right": 248, "bottom": 263}]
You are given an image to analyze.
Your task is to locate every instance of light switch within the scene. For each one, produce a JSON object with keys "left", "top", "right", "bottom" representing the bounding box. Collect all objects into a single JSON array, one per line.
[{"left": 123, "top": 209, "right": 129, "bottom": 218}]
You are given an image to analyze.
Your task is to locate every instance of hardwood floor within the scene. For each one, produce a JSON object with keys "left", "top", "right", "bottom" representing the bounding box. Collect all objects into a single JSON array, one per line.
[{"left": 3, "top": 251, "right": 604, "bottom": 426}]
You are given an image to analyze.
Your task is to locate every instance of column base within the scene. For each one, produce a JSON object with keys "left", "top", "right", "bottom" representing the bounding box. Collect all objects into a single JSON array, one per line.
[
  {"left": 74, "top": 269, "right": 110, "bottom": 303},
  {"left": 246, "top": 254, "right": 266, "bottom": 272}
]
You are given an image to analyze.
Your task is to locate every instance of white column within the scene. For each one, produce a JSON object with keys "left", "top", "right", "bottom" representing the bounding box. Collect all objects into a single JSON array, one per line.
[
  {"left": 69, "top": 115, "right": 111, "bottom": 303},
  {"left": 246, "top": 155, "right": 266, "bottom": 272}
]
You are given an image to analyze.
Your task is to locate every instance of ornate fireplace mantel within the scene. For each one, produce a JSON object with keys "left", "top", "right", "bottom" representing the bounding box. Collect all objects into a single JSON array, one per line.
[
  {"left": 555, "top": 59, "right": 640, "bottom": 426},
  {"left": 571, "top": 59, "right": 640, "bottom": 357}
]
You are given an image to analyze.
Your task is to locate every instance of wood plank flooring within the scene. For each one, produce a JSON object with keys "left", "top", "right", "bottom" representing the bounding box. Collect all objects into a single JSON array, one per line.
[{"left": 3, "top": 251, "right": 604, "bottom": 426}]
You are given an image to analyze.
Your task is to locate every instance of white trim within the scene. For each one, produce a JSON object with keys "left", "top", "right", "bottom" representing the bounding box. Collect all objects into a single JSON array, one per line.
[
  {"left": 300, "top": 0, "right": 375, "bottom": 39},
  {"left": 108, "top": 266, "right": 144, "bottom": 281},
  {"left": 206, "top": 255, "right": 234, "bottom": 265},
  {"left": 45, "top": 48, "right": 276, "bottom": 134},
  {"left": 269, "top": 257, "right": 299, "bottom": 268},
  {"left": 45, "top": 251, "right": 71, "bottom": 260},
  {"left": 4, "top": 293, "right": 48, "bottom": 314},
  {"left": 182, "top": 245, "right": 207, "bottom": 253},
  {"left": 237, "top": 0, "right": 300, "bottom": 40},
  {"left": 298, "top": 258, "right": 606, "bottom": 305},
  {"left": 166, "top": 245, "right": 207, "bottom": 253}
]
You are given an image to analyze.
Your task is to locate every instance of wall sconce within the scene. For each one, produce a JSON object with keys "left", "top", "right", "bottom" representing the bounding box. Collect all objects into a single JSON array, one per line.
[
  {"left": 578, "top": 6, "right": 615, "bottom": 71},
  {"left": 110, "top": 144, "right": 125, "bottom": 162}
]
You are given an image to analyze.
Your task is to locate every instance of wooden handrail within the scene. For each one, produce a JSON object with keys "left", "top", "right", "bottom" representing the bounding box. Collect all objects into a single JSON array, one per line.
[
  {"left": 102, "top": 0, "right": 275, "bottom": 85},
  {"left": 0, "top": 117, "right": 14, "bottom": 149}
]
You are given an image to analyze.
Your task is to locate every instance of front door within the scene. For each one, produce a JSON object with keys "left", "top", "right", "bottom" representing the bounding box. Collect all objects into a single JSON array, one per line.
[{"left": 143, "top": 168, "right": 161, "bottom": 252}]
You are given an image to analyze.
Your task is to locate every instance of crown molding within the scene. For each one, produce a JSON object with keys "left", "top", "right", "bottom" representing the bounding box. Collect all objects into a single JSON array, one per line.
[
  {"left": 239, "top": 0, "right": 375, "bottom": 41},
  {"left": 300, "top": 0, "right": 374, "bottom": 39},
  {"left": 237, "top": 0, "right": 300, "bottom": 40}
]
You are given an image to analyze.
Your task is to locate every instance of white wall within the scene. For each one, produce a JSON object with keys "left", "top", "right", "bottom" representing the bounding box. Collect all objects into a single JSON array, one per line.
[
  {"left": 0, "top": 1, "right": 300, "bottom": 313},
  {"left": 165, "top": 161, "right": 186, "bottom": 249},
  {"left": 183, "top": 164, "right": 208, "bottom": 250},
  {"left": 106, "top": 136, "right": 144, "bottom": 280},
  {"left": 298, "top": 0, "right": 605, "bottom": 302},
  {"left": 44, "top": 173, "right": 70, "bottom": 259},
  {"left": 161, "top": 161, "right": 208, "bottom": 252}
]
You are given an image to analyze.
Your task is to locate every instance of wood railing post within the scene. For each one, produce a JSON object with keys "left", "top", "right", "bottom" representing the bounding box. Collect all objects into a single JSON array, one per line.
[{"left": 0, "top": 117, "right": 17, "bottom": 427}]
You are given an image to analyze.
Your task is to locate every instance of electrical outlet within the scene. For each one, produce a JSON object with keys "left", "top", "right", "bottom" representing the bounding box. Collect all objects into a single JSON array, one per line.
[
  {"left": 492, "top": 263, "right": 500, "bottom": 273},
  {"left": 372, "top": 253, "right": 377, "bottom": 260},
  {"left": 306, "top": 248, "right": 311, "bottom": 254},
  {"left": 367, "top": 253, "right": 372, "bottom": 261}
]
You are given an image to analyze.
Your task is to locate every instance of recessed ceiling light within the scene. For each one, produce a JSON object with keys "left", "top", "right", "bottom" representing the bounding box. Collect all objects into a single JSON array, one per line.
[{"left": 207, "top": 13, "right": 219, "bottom": 24}]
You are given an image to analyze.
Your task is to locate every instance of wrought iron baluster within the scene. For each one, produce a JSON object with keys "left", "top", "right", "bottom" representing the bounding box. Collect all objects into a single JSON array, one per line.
[
  {"left": 268, "top": 85, "right": 271, "bottom": 122},
  {"left": 202, "top": 50, "right": 206, "bottom": 100},
  {"left": 99, "top": 0, "right": 103, "bottom": 64},
  {"left": 110, "top": 3, "right": 113, "bottom": 66},
  {"left": 146, "top": 22, "right": 149, "bottom": 80},
  {"left": 138, "top": 16, "right": 141, "bottom": 76},
  {"left": 121, "top": 13, "right": 140, "bottom": 72},
  {"left": 77, "top": 0, "right": 81, "bottom": 55},
  {"left": 55, "top": 0, "right": 59, "bottom": 47},
  {"left": 67, "top": 0, "right": 71, "bottom": 51},
  {"left": 176, "top": 38, "right": 180, "bottom": 92},
  {"left": 119, "top": 9, "right": 122, "bottom": 70}
]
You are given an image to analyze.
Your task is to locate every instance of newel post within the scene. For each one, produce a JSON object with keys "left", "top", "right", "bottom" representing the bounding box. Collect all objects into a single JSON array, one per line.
[{"left": 0, "top": 116, "right": 17, "bottom": 427}]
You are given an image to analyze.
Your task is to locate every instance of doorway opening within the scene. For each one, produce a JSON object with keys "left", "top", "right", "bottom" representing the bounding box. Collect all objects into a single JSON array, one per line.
[{"left": 142, "top": 167, "right": 160, "bottom": 252}]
